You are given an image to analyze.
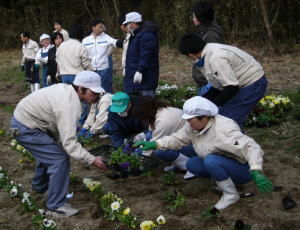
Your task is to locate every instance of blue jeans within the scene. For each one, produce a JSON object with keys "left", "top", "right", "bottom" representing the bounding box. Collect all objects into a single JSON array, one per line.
[
  {"left": 154, "top": 145, "right": 197, "bottom": 162},
  {"left": 198, "top": 83, "right": 212, "bottom": 96},
  {"left": 61, "top": 75, "right": 76, "bottom": 84},
  {"left": 95, "top": 68, "right": 112, "bottom": 93},
  {"left": 219, "top": 76, "right": 268, "bottom": 127},
  {"left": 10, "top": 117, "right": 70, "bottom": 210},
  {"left": 186, "top": 154, "right": 251, "bottom": 184},
  {"left": 42, "top": 65, "right": 48, "bottom": 87}
]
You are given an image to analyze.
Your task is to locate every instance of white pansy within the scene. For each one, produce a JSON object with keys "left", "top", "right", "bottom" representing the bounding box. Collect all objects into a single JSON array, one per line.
[
  {"left": 43, "top": 219, "right": 52, "bottom": 228},
  {"left": 22, "top": 149, "right": 27, "bottom": 153},
  {"left": 10, "top": 186, "right": 18, "bottom": 197},
  {"left": 18, "top": 184, "right": 22, "bottom": 187},
  {"left": 16, "top": 145, "right": 23, "bottom": 151},
  {"left": 0, "top": 173, "right": 4, "bottom": 179},
  {"left": 22, "top": 197, "right": 30, "bottom": 204},
  {"left": 269, "top": 103, "right": 275, "bottom": 108},
  {"left": 10, "top": 139, "right": 17, "bottom": 146},
  {"left": 111, "top": 201, "right": 120, "bottom": 211},
  {"left": 39, "top": 209, "right": 47, "bottom": 216},
  {"left": 10, "top": 181, "right": 15, "bottom": 185},
  {"left": 23, "top": 192, "right": 30, "bottom": 198},
  {"left": 156, "top": 215, "right": 166, "bottom": 224}
]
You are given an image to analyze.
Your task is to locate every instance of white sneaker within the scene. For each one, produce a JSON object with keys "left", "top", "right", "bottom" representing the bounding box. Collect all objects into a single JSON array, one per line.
[
  {"left": 164, "top": 165, "right": 175, "bottom": 172},
  {"left": 99, "top": 134, "right": 109, "bottom": 139},
  {"left": 183, "top": 171, "right": 195, "bottom": 180},
  {"left": 46, "top": 204, "right": 79, "bottom": 218}
]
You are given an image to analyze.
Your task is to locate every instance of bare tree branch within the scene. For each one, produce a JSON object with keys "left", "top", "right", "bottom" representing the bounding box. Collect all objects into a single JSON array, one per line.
[{"left": 83, "top": 0, "right": 94, "bottom": 20}]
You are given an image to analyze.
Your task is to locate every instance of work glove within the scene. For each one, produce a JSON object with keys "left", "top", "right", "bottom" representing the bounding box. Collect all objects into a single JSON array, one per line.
[
  {"left": 46, "top": 75, "right": 51, "bottom": 85},
  {"left": 122, "top": 68, "right": 126, "bottom": 77},
  {"left": 133, "top": 71, "right": 142, "bottom": 84},
  {"left": 250, "top": 170, "right": 273, "bottom": 194},
  {"left": 77, "top": 128, "right": 88, "bottom": 138},
  {"left": 34, "top": 64, "right": 39, "bottom": 71},
  {"left": 132, "top": 141, "right": 157, "bottom": 151},
  {"left": 20, "top": 64, "right": 25, "bottom": 72}
]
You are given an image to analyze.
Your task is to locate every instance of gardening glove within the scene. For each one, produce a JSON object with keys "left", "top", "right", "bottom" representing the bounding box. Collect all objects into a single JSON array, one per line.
[
  {"left": 250, "top": 170, "right": 273, "bottom": 194},
  {"left": 46, "top": 75, "right": 51, "bottom": 85},
  {"left": 77, "top": 128, "right": 88, "bottom": 138},
  {"left": 133, "top": 71, "right": 142, "bottom": 84},
  {"left": 20, "top": 64, "right": 25, "bottom": 71},
  {"left": 34, "top": 64, "right": 39, "bottom": 71},
  {"left": 132, "top": 141, "right": 157, "bottom": 151}
]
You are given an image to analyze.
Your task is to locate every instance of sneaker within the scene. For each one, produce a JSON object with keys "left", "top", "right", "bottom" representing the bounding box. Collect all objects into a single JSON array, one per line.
[
  {"left": 46, "top": 204, "right": 79, "bottom": 218},
  {"left": 164, "top": 165, "right": 175, "bottom": 172},
  {"left": 99, "top": 134, "right": 109, "bottom": 139},
  {"left": 183, "top": 171, "right": 195, "bottom": 180}
]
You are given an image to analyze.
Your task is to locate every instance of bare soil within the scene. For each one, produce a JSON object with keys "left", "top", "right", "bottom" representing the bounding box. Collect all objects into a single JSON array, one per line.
[{"left": 0, "top": 46, "right": 299, "bottom": 230}]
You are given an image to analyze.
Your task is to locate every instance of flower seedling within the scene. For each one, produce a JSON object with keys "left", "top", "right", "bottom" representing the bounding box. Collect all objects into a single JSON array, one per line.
[{"left": 163, "top": 190, "right": 186, "bottom": 212}]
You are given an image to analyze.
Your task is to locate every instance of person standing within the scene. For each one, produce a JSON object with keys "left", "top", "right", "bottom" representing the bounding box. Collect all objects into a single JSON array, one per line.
[
  {"left": 179, "top": 33, "right": 267, "bottom": 127},
  {"left": 46, "top": 32, "right": 64, "bottom": 85},
  {"left": 191, "top": 1, "right": 223, "bottom": 96},
  {"left": 82, "top": 19, "right": 120, "bottom": 93},
  {"left": 20, "top": 32, "right": 39, "bottom": 93},
  {"left": 56, "top": 24, "right": 92, "bottom": 84},
  {"left": 53, "top": 21, "right": 69, "bottom": 41},
  {"left": 10, "top": 71, "right": 107, "bottom": 217},
  {"left": 118, "top": 14, "right": 131, "bottom": 77},
  {"left": 35, "top": 34, "right": 54, "bottom": 88},
  {"left": 123, "top": 12, "right": 159, "bottom": 97}
]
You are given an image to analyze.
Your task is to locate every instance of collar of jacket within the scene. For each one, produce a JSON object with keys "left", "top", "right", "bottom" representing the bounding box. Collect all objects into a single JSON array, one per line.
[
  {"left": 195, "top": 55, "right": 205, "bottom": 68},
  {"left": 195, "top": 117, "right": 214, "bottom": 137}
]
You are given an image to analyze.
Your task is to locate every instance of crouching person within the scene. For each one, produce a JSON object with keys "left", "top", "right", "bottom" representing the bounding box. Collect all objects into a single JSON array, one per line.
[
  {"left": 10, "top": 71, "right": 107, "bottom": 217},
  {"left": 134, "top": 96, "right": 273, "bottom": 211}
]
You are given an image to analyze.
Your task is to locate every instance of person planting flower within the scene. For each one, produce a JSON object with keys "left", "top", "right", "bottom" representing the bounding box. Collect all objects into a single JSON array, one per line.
[{"left": 134, "top": 96, "right": 273, "bottom": 211}]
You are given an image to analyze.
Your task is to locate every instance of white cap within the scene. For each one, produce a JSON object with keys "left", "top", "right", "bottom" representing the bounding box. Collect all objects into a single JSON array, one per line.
[
  {"left": 39, "top": 34, "right": 50, "bottom": 44},
  {"left": 73, "top": 71, "right": 105, "bottom": 93},
  {"left": 182, "top": 96, "right": 218, "bottom": 119},
  {"left": 123, "top": 12, "right": 142, "bottom": 24}
]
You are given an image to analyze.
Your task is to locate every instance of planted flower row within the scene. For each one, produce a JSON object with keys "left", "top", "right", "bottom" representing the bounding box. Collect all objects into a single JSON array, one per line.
[
  {"left": 83, "top": 178, "right": 166, "bottom": 229},
  {"left": 0, "top": 166, "right": 57, "bottom": 230},
  {"left": 10, "top": 139, "right": 35, "bottom": 162}
]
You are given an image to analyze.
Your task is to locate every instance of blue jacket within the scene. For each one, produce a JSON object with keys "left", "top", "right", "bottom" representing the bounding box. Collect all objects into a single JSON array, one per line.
[
  {"left": 104, "top": 109, "right": 147, "bottom": 147},
  {"left": 124, "top": 21, "right": 159, "bottom": 93}
]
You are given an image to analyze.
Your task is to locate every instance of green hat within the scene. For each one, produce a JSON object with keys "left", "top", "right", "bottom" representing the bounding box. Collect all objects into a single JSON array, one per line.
[{"left": 110, "top": 92, "right": 130, "bottom": 113}]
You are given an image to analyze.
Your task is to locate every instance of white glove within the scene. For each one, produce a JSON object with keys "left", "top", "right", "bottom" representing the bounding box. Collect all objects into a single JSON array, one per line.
[
  {"left": 122, "top": 68, "right": 126, "bottom": 77},
  {"left": 47, "top": 75, "right": 51, "bottom": 85},
  {"left": 133, "top": 71, "right": 142, "bottom": 84}
]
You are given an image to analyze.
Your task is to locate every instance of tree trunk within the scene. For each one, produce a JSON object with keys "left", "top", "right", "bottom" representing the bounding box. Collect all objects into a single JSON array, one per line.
[{"left": 258, "top": 0, "right": 275, "bottom": 53}]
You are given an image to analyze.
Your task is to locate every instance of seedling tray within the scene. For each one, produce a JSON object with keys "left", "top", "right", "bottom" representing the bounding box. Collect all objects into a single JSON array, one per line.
[{"left": 89, "top": 145, "right": 161, "bottom": 174}]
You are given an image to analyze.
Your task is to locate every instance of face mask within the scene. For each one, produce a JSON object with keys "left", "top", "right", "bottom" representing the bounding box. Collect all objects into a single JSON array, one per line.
[{"left": 118, "top": 111, "right": 128, "bottom": 117}]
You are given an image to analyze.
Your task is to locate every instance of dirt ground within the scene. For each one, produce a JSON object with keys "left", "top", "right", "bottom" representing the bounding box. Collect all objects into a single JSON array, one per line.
[{"left": 0, "top": 46, "right": 300, "bottom": 230}]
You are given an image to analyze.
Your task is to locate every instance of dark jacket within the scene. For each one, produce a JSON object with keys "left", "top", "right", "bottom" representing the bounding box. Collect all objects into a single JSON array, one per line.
[
  {"left": 104, "top": 109, "right": 146, "bottom": 147},
  {"left": 124, "top": 21, "right": 159, "bottom": 93},
  {"left": 193, "top": 21, "right": 223, "bottom": 88},
  {"left": 46, "top": 46, "right": 58, "bottom": 83}
]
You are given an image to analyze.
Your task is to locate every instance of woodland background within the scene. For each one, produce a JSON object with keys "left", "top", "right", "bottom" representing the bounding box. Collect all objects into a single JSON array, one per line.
[{"left": 0, "top": 0, "right": 299, "bottom": 52}]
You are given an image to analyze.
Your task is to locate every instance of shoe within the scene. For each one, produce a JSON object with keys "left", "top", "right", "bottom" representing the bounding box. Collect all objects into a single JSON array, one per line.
[
  {"left": 183, "top": 171, "right": 195, "bottom": 180},
  {"left": 214, "top": 178, "right": 240, "bottom": 210},
  {"left": 99, "top": 134, "right": 109, "bottom": 139},
  {"left": 46, "top": 203, "right": 79, "bottom": 218}
]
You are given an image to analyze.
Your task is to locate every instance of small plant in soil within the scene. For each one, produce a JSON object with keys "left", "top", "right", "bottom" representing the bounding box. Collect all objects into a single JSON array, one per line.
[
  {"left": 161, "top": 172, "right": 177, "bottom": 186},
  {"left": 163, "top": 190, "right": 186, "bottom": 212}
]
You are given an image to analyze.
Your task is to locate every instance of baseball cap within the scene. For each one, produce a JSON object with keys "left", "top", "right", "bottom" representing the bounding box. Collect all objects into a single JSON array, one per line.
[
  {"left": 123, "top": 12, "right": 142, "bottom": 24},
  {"left": 73, "top": 71, "right": 105, "bottom": 93},
  {"left": 39, "top": 34, "right": 50, "bottom": 44},
  {"left": 182, "top": 96, "right": 218, "bottom": 119},
  {"left": 110, "top": 92, "right": 130, "bottom": 113}
]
